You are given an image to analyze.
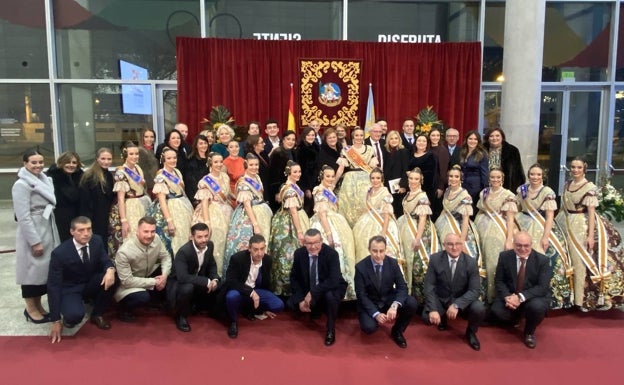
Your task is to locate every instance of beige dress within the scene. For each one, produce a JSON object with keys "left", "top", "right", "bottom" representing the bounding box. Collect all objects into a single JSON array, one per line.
[
  {"left": 353, "top": 186, "right": 404, "bottom": 272},
  {"left": 397, "top": 190, "right": 440, "bottom": 300},
  {"left": 310, "top": 185, "right": 356, "bottom": 300},
  {"left": 150, "top": 168, "right": 194, "bottom": 256},
  {"left": 192, "top": 171, "right": 233, "bottom": 276},
  {"left": 474, "top": 187, "right": 518, "bottom": 303},
  {"left": 555, "top": 181, "right": 624, "bottom": 310},
  {"left": 337, "top": 145, "right": 378, "bottom": 227}
]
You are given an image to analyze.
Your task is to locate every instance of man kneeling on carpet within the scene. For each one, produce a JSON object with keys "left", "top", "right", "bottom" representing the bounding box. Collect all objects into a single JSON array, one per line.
[
  {"left": 223, "top": 234, "right": 284, "bottom": 339},
  {"left": 48, "top": 216, "right": 118, "bottom": 343},
  {"left": 490, "top": 231, "right": 551, "bottom": 349},
  {"left": 114, "top": 216, "right": 171, "bottom": 322},
  {"left": 167, "top": 222, "right": 221, "bottom": 332}
]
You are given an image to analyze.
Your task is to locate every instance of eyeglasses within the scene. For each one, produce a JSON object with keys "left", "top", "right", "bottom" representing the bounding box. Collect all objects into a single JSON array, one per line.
[
  {"left": 305, "top": 241, "right": 322, "bottom": 246},
  {"left": 514, "top": 243, "right": 531, "bottom": 248},
  {"left": 444, "top": 242, "right": 462, "bottom": 247}
]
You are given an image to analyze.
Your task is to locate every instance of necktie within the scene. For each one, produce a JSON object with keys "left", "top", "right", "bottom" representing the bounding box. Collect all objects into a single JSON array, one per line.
[
  {"left": 449, "top": 146, "right": 454, "bottom": 155},
  {"left": 450, "top": 259, "right": 457, "bottom": 280},
  {"left": 80, "top": 246, "right": 89, "bottom": 264},
  {"left": 516, "top": 258, "right": 527, "bottom": 293},
  {"left": 375, "top": 142, "right": 383, "bottom": 168},
  {"left": 408, "top": 137, "right": 413, "bottom": 144},
  {"left": 375, "top": 264, "right": 382, "bottom": 289},
  {"left": 310, "top": 256, "right": 318, "bottom": 288}
]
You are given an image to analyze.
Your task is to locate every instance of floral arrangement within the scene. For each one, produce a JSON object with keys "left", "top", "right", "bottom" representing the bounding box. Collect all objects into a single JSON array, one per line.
[
  {"left": 597, "top": 180, "right": 624, "bottom": 222},
  {"left": 414, "top": 105, "right": 444, "bottom": 137},
  {"left": 201, "top": 105, "right": 235, "bottom": 130}
]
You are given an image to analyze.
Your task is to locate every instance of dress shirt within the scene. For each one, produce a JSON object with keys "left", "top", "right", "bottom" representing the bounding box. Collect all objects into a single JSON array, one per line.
[
  {"left": 73, "top": 239, "right": 88, "bottom": 262},
  {"left": 193, "top": 242, "right": 207, "bottom": 269},
  {"left": 268, "top": 137, "right": 280, "bottom": 149},
  {"left": 404, "top": 135, "right": 414, "bottom": 145},
  {"left": 246, "top": 256, "right": 262, "bottom": 289},
  {"left": 448, "top": 145, "right": 456, "bottom": 155}
]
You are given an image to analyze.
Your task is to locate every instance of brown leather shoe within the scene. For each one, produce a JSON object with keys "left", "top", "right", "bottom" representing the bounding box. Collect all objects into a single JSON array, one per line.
[{"left": 90, "top": 315, "right": 111, "bottom": 330}]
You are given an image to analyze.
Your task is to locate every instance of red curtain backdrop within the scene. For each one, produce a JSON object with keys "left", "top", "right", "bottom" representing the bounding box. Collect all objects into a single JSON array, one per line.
[{"left": 176, "top": 37, "right": 481, "bottom": 139}]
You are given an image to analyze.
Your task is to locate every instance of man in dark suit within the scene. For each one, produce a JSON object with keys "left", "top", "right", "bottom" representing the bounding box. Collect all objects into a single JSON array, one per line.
[
  {"left": 491, "top": 231, "right": 552, "bottom": 349},
  {"left": 423, "top": 233, "right": 486, "bottom": 351},
  {"left": 354, "top": 235, "right": 418, "bottom": 348},
  {"left": 376, "top": 118, "right": 388, "bottom": 142},
  {"left": 262, "top": 118, "right": 281, "bottom": 158},
  {"left": 288, "top": 229, "right": 347, "bottom": 346},
  {"left": 223, "top": 234, "right": 284, "bottom": 339},
  {"left": 365, "top": 123, "right": 387, "bottom": 170},
  {"left": 309, "top": 119, "right": 322, "bottom": 150},
  {"left": 48, "top": 216, "right": 117, "bottom": 343},
  {"left": 400, "top": 118, "right": 416, "bottom": 153},
  {"left": 168, "top": 222, "right": 221, "bottom": 332},
  {"left": 445, "top": 127, "right": 461, "bottom": 168}
]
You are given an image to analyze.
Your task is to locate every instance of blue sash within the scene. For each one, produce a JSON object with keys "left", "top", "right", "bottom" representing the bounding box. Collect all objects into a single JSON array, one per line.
[
  {"left": 124, "top": 166, "right": 143, "bottom": 184},
  {"left": 322, "top": 188, "right": 337, "bottom": 204},
  {"left": 482, "top": 187, "right": 490, "bottom": 201},
  {"left": 290, "top": 183, "right": 304, "bottom": 197},
  {"left": 520, "top": 184, "right": 529, "bottom": 200},
  {"left": 244, "top": 177, "right": 262, "bottom": 192},
  {"left": 162, "top": 169, "right": 180, "bottom": 185},
  {"left": 202, "top": 174, "right": 222, "bottom": 194}
]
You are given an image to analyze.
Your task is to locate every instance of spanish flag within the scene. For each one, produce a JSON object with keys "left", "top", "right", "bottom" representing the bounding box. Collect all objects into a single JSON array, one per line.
[
  {"left": 287, "top": 83, "right": 296, "bottom": 131},
  {"left": 364, "top": 83, "right": 375, "bottom": 137}
]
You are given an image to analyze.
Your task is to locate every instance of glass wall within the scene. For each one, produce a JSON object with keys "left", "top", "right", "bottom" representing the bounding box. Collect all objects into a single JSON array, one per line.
[
  {"left": 57, "top": 83, "right": 152, "bottom": 166},
  {"left": 54, "top": 0, "right": 200, "bottom": 80},
  {"left": 348, "top": 0, "right": 479, "bottom": 42},
  {"left": 543, "top": 2, "right": 612, "bottom": 82},
  {"left": 617, "top": 3, "right": 624, "bottom": 81},
  {"left": 0, "top": 1, "right": 48, "bottom": 79},
  {"left": 0, "top": 83, "right": 53, "bottom": 168},
  {"left": 483, "top": 1, "right": 505, "bottom": 82},
  {"left": 206, "top": 0, "right": 342, "bottom": 40}
]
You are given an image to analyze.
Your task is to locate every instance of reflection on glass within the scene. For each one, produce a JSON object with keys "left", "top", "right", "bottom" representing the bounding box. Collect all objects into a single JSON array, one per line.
[
  {"left": 349, "top": 1, "right": 479, "bottom": 42},
  {"left": 612, "top": 91, "right": 624, "bottom": 172},
  {"left": 54, "top": 0, "right": 200, "bottom": 79},
  {"left": 58, "top": 84, "right": 153, "bottom": 166},
  {"left": 207, "top": 0, "right": 342, "bottom": 40},
  {"left": 0, "top": 1, "right": 48, "bottom": 78},
  {"left": 162, "top": 90, "right": 178, "bottom": 133},
  {"left": 566, "top": 91, "right": 601, "bottom": 168},
  {"left": 539, "top": 92, "right": 563, "bottom": 186},
  {"left": 542, "top": 2, "right": 611, "bottom": 82},
  {"left": 617, "top": 4, "right": 624, "bottom": 81},
  {"left": 483, "top": 91, "right": 501, "bottom": 131},
  {"left": 483, "top": 2, "right": 505, "bottom": 81},
  {"left": 0, "top": 84, "right": 52, "bottom": 167}
]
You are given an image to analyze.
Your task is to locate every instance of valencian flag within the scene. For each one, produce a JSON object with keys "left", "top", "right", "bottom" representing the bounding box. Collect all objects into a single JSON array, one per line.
[
  {"left": 364, "top": 83, "right": 375, "bottom": 137},
  {"left": 287, "top": 83, "right": 296, "bottom": 131}
]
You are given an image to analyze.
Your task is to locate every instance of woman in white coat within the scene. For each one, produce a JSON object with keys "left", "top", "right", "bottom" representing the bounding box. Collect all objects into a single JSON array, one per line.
[{"left": 12, "top": 149, "right": 60, "bottom": 323}]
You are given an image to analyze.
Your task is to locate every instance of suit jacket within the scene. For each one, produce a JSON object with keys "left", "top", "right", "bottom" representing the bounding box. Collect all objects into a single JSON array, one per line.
[
  {"left": 423, "top": 251, "right": 480, "bottom": 313},
  {"left": 224, "top": 250, "right": 273, "bottom": 297},
  {"left": 495, "top": 249, "right": 552, "bottom": 303},
  {"left": 446, "top": 144, "right": 461, "bottom": 169},
  {"left": 399, "top": 133, "right": 415, "bottom": 153},
  {"left": 365, "top": 138, "right": 388, "bottom": 169},
  {"left": 171, "top": 240, "right": 220, "bottom": 287},
  {"left": 354, "top": 256, "right": 408, "bottom": 317},
  {"left": 47, "top": 234, "right": 114, "bottom": 321},
  {"left": 289, "top": 244, "right": 347, "bottom": 305}
]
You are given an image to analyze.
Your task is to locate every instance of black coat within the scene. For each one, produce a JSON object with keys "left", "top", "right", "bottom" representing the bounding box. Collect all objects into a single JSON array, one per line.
[
  {"left": 79, "top": 167, "right": 115, "bottom": 247},
  {"left": 485, "top": 141, "right": 526, "bottom": 192},
  {"left": 317, "top": 143, "right": 342, "bottom": 172},
  {"left": 184, "top": 156, "right": 209, "bottom": 202},
  {"left": 47, "top": 164, "right": 83, "bottom": 242},
  {"left": 296, "top": 142, "right": 319, "bottom": 192}
]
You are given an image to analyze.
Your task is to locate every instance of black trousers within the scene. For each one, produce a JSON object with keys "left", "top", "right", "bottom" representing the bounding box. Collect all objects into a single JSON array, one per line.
[
  {"left": 422, "top": 299, "right": 486, "bottom": 333},
  {"left": 287, "top": 286, "right": 346, "bottom": 331},
  {"left": 359, "top": 296, "right": 419, "bottom": 334},
  {"left": 491, "top": 296, "right": 549, "bottom": 335},
  {"left": 174, "top": 282, "right": 219, "bottom": 317}
]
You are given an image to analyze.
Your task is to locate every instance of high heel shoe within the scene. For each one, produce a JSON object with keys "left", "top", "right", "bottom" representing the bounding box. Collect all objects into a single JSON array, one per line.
[{"left": 24, "top": 309, "right": 51, "bottom": 324}]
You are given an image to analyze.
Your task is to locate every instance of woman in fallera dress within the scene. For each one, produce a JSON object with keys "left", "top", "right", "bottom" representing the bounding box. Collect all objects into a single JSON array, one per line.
[
  {"left": 192, "top": 152, "right": 232, "bottom": 275},
  {"left": 109, "top": 142, "right": 151, "bottom": 255},
  {"left": 555, "top": 158, "right": 624, "bottom": 311},
  {"left": 147, "top": 147, "right": 193, "bottom": 257},
  {"left": 269, "top": 161, "right": 310, "bottom": 296},
  {"left": 397, "top": 167, "right": 440, "bottom": 301},
  {"left": 337, "top": 126, "right": 379, "bottom": 227},
  {"left": 79, "top": 148, "right": 115, "bottom": 252},
  {"left": 224, "top": 154, "right": 273, "bottom": 272},
  {"left": 353, "top": 168, "right": 404, "bottom": 270},
  {"left": 435, "top": 165, "right": 485, "bottom": 294},
  {"left": 310, "top": 165, "right": 356, "bottom": 300},
  {"left": 516, "top": 163, "right": 573, "bottom": 309},
  {"left": 474, "top": 168, "right": 518, "bottom": 303}
]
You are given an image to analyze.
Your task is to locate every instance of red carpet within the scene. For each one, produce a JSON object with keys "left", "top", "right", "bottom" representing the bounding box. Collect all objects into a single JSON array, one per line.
[{"left": 1, "top": 308, "right": 622, "bottom": 385}]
